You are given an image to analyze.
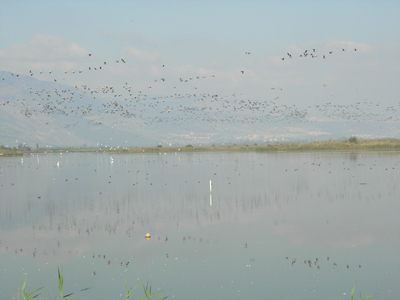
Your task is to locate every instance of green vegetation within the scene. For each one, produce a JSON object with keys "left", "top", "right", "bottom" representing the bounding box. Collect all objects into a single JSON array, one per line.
[
  {"left": 17, "top": 267, "right": 92, "bottom": 300},
  {"left": 2, "top": 138, "right": 400, "bottom": 156},
  {"left": 15, "top": 270, "right": 377, "bottom": 300},
  {"left": 350, "top": 284, "right": 377, "bottom": 300},
  {"left": 16, "top": 267, "right": 167, "bottom": 300},
  {"left": 84, "top": 138, "right": 400, "bottom": 153},
  {"left": 0, "top": 145, "right": 24, "bottom": 156},
  {"left": 348, "top": 136, "right": 358, "bottom": 143},
  {"left": 124, "top": 281, "right": 167, "bottom": 300}
]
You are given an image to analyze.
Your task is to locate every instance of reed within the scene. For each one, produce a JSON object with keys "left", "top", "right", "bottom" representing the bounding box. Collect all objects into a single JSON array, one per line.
[
  {"left": 20, "top": 279, "right": 42, "bottom": 300},
  {"left": 124, "top": 280, "right": 167, "bottom": 300},
  {"left": 350, "top": 284, "right": 377, "bottom": 300},
  {"left": 0, "top": 149, "right": 24, "bottom": 156},
  {"left": 15, "top": 268, "right": 167, "bottom": 300},
  {"left": 64, "top": 138, "right": 400, "bottom": 153},
  {"left": 8, "top": 138, "right": 400, "bottom": 155},
  {"left": 15, "top": 271, "right": 377, "bottom": 300}
]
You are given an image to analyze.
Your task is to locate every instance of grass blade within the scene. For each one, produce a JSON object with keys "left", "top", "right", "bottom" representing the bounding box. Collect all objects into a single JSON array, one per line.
[
  {"left": 126, "top": 280, "right": 141, "bottom": 300},
  {"left": 79, "top": 287, "right": 94, "bottom": 292},
  {"left": 21, "top": 279, "right": 42, "bottom": 300},
  {"left": 58, "top": 267, "right": 64, "bottom": 297},
  {"left": 63, "top": 292, "right": 74, "bottom": 298},
  {"left": 360, "top": 292, "right": 378, "bottom": 300},
  {"left": 350, "top": 285, "right": 356, "bottom": 300},
  {"left": 138, "top": 283, "right": 167, "bottom": 300},
  {"left": 350, "top": 284, "right": 377, "bottom": 300}
]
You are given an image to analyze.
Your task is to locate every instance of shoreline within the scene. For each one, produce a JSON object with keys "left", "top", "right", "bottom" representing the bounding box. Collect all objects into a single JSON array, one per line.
[{"left": 1, "top": 138, "right": 399, "bottom": 156}]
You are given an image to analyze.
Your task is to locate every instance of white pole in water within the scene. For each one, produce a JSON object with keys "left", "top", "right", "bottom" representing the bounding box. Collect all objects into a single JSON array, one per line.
[
  {"left": 210, "top": 180, "right": 212, "bottom": 194},
  {"left": 210, "top": 180, "right": 212, "bottom": 206}
]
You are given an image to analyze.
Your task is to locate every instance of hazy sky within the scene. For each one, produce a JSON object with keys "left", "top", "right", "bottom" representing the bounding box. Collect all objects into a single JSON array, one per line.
[{"left": 1, "top": 0, "right": 400, "bottom": 141}]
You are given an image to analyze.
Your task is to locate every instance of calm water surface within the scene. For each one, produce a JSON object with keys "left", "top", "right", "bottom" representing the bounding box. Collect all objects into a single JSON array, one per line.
[{"left": 1, "top": 150, "right": 399, "bottom": 300}]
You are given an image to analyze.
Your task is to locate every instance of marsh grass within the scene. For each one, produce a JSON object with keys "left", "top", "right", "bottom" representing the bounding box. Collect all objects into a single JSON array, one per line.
[
  {"left": 2, "top": 139, "right": 400, "bottom": 157},
  {"left": 0, "top": 149, "right": 23, "bottom": 156},
  {"left": 30, "top": 138, "right": 399, "bottom": 154},
  {"left": 350, "top": 284, "right": 377, "bottom": 300},
  {"left": 20, "top": 279, "right": 42, "bottom": 300},
  {"left": 17, "top": 267, "right": 92, "bottom": 300},
  {"left": 16, "top": 270, "right": 376, "bottom": 300},
  {"left": 124, "top": 281, "right": 167, "bottom": 300},
  {"left": 16, "top": 268, "right": 167, "bottom": 300}
]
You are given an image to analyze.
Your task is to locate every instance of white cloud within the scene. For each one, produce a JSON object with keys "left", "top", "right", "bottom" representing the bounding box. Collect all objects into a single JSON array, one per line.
[
  {"left": 325, "top": 40, "right": 373, "bottom": 53},
  {"left": 0, "top": 33, "right": 87, "bottom": 60},
  {"left": 0, "top": 34, "right": 89, "bottom": 74},
  {"left": 100, "top": 29, "right": 156, "bottom": 46},
  {"left": 123, "top": 46, "right": 161, "bottom": 62},
  {"left": 283, "top": 127, "right": 331, "bottom": 137},
  {"left": 131, "top": 30, "right": 156, "bottom": 45}
]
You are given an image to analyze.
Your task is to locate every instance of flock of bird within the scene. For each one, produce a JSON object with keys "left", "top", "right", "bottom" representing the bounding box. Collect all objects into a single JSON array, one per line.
[
  {"left": 286, "top": 256, "right": 362, "bottom": 270},
  {"left": 0, "top": 44, "right": 398, "bottom": 299},
  {"left": 281, "top": 47, "right": 358, "bottom": 60},
  {"left": 0, "top": 46, "right": 398, "bottom": 141}
]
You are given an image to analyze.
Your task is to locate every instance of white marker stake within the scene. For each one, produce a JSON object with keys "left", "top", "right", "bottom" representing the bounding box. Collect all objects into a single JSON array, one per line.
[{"left": 210, "top": 180, "right": 212, "bottom": 206}]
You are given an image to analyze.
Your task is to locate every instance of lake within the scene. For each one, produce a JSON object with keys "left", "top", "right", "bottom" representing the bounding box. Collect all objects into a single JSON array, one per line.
[{"left": 1, "top": 150, "right": 399, "bottom": 300}]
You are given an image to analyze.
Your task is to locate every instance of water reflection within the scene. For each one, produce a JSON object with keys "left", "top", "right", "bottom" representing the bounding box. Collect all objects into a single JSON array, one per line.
[{"left": 0, "top": 151, "right": 399, "bottom": 300}]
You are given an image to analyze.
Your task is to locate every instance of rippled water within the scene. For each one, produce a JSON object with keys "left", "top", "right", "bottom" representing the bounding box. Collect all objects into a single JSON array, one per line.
[{"left": 1, "top": 150, "right": 399, "bottom": 300}]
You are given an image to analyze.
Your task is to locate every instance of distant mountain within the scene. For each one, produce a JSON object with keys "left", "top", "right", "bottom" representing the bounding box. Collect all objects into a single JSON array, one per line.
[
  {"left": 1, "top": 71, "right": 398, "bottom": 148},
  {"left": 0, "top": 71, "right": 161, "bottom": 147}
]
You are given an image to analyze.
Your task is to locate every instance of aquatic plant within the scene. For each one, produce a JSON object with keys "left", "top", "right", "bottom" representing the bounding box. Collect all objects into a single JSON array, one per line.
[
  {"left": 49, "top": 267, "right": 93, "bottom": 299},
  {"left": 15, "top": 268, "right": 167, "bottom": 300},
  {"left": 20, "top": 279, "right": 42, "bottom": 300},
  {"left": 17, "top": 267, "right": 92, "bottom": 300},
  {"left": 124, "top": 280, "right": 167, "bottom": 300},
  {"left": 350, "top": 284, "right": 377, "bottom": 300}
]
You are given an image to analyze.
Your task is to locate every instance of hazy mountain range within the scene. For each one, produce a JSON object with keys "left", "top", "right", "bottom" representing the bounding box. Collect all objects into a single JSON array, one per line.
[{"left": 1, "top": 71, "right": 398, "bottom": 149}]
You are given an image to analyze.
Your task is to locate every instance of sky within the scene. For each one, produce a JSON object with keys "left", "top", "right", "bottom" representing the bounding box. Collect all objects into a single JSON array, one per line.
[{"left": 1, "top": 0, "right": 400, "bottom": 146}]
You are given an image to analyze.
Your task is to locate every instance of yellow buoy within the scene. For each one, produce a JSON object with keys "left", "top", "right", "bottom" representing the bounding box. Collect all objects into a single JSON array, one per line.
[{"left": 145, "top": 233, "right": 151, "bottom": 240}]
